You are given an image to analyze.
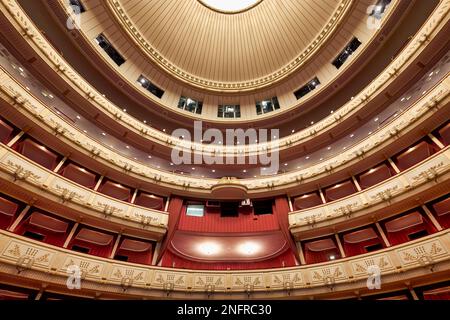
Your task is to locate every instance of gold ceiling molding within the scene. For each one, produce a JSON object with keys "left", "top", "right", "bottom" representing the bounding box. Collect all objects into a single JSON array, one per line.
[
  {"left": 106, "top": 0, "right": 354, "bottom": 92},
  {"left": 0, "top": 230, "right": 449, "bottom": 297},
  {"left": 197, "top": 0, "right": 264, "bottom": 14}
]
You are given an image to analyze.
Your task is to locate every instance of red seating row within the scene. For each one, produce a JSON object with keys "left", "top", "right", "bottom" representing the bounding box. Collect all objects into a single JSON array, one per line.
[
  {"left": 11, "top": 137, "right": 165, "bottom": 210},
  {"left": 293, "top": 139, "right": 440, "bottom": 210},
  {"left": 301, "top": 208, "right": 442, "bottom": 264}
]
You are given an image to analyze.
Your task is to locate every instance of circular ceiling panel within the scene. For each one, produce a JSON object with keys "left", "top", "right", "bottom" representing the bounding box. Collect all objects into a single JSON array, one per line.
[
  {"left": 107, "top": 0, "right": 353, "bottom": 92},
  {"left": 198, "top": 0, "right": 262, "bottom": 13}
]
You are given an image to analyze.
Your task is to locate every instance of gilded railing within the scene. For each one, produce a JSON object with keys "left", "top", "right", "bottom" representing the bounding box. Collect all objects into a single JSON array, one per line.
[
  {"left": 289, "top": 147, "right": 450, "bottom": 230},
  {"left": 0, "top": 144, "right": 169, "bottom": 234},
  {"left": 0, "top": 64, "right": 448, "bottom": 194},
  {"left": 0, "top": 229, "right": 448, "bottom": 297}
]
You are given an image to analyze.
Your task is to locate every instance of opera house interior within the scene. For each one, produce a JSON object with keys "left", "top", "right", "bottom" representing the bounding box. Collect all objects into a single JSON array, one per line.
[{"left": 0, "top": 0, "right": 449, "bottom": 303}]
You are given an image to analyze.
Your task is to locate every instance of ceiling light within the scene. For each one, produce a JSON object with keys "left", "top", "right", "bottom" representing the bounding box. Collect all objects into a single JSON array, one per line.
[
  {"left": 238, "top": 242, "right": 260, "bottom": 255},
  {"left": 101, "top": 132, "right": 106, "bottom": 136},
  {"left": 243, "top": 169, "right": 247, "bottom": 173},
  {"left": 350, "top": 134, "right": 354, "bottom": 138},
  {"left": 329, "top": 255, "right": 336, "bottom": 260},
  {"left": 327, "top": 146, "right": 331, "bottom": 150},
  {"left": 198, "top": 242, "right": 220, "bottom": 255},
  {"left": 212, "top": 169, "right": 216, "bottom": 173},
  {"left": 76, "top": 115, "right": 81, "bottom": 120}
]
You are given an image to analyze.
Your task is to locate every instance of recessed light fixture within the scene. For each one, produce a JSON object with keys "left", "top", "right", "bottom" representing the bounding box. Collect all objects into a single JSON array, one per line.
[
  {"left": 329, "top": 255, "right": 336, "bottom": 260},
  {"left": 76, "top": 115, "right": 81, "bottom": 120},
  {"left": 305, "top": 156, "right": 310, "bottom": 160},
  {"left": 350, "top": 134, "right": 354, "bottom": 138},
  {"left": 238, "top": 242, "right": 260, "bottom": 255},
  {"left": 212, "top": 169, "right": 216, "bottom": 173},
  {"left": 327, "top": 146, "right": 331, "bottom": 150},
  {"left": 198, "top": 242, "right": 220, "bottom": 255},
  {"left": 101, "top": 132, "right": 106, "bottom": 136}
]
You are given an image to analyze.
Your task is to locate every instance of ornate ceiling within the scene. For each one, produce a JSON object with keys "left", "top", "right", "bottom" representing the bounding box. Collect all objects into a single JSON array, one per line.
[{"left": 107, "top": 0, "right": 353, "bottom": 91}]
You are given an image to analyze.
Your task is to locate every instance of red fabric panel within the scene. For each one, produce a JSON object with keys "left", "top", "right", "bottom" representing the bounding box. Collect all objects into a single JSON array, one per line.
[
  {"left": 383, "top": 212, "right": 437, "bottom": 246},
  {"left": 134, "top": 193, "right": 164, "bottom": 210},
  {"left": 69, "top": 228, "right": 115, "bottom": 258},
  {"left": 343, "top": 237, "right": 382, "bottom": 257},
  {"left": 0, "top": 119, "right": 13, "bottom": 144},
  {"left": 0, "top": 289, "right": 29, "bottom": 300},
  {"left": 156, "top": 196, "right": 184, "bottom": 264},
  {"left": 324, "top": 180, "right": 357, "bottom": 202},
  {"left": 116, "top": 238, "right": 153, "bottom": 265},
  {"left": 395, "top": 141, "right": 435, "bottom": 171},
  {"left": 98, "top": 180, "right": 131, "bottom": 202},
  {"left": 16, "top": 139, "right": 58, "bottom": 170},
  {"left": 273, "top": 197, "right": 300, "bottom": 264},
  {"left": 60, "top": 163, "right": 97, "bottom": 189},
  {"left": 161, "top": 249, "right": 296, "bottom": 270},
  {"left": 431, "top": 197, "right": 450, "bottom": 229},
  {"left": 178, "top": 205, "right": 279, "bottom": 233},
  {"left": 423, "top": 287, "right": 450, "bottom": 300},
  {"left": 358, "top": 164, "right": 393, "bottom": 189},
  {"left": 16, "top": 212, "right": 68, "bottom": 247},
  {"left": 304, "top": 246, "right": 341, "bottom": 264},
  {"left": 438, "top": 122, "right": 450, "bottom": 146},
  {"left": 293, "top": 192, "right": 322, "bottom": 210},
  {"left": 0, "top": 196, "right": 18, "bottom": 230}
]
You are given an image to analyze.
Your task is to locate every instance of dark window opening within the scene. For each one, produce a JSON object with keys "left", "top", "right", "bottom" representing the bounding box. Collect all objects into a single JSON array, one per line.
[
  {"left": 253, "top": 200, "right": 273, "bottom": 215},
  {"left": 256, "top": 97, "right": 280, "bottom": 115},
  {"left": 71, "top": 245, "right": 90, "bottom": 254},
  {"left": 137, "top": 75, "right": 164, "bottom": 98},
  {"left": 332, "top": 37, "right": 362, "bottom": 69},
  {"left": 95, "top": 34, "right": 126, "bottom": 67},
  {"left": 23, "top": 231, "right": 45, "bottom": 242},
  {"left": 69, "top": 0, "right": 86, "bottom": 13},
  {"left": 408, "top": 230, "right": 429, "bottom": 241},
  {"left": 294, "top": 77, "right": 321, "bottom": 99},
  {"left": 365, "top": 243, "right": 383, "bottom": 253},
  {"left": 114, "top": 255, "right": 129, "bottom": 262},
  {"left": 178, "top": 96, "right": 202, "bottom": 114},
  {"left": 218, "top": 105, "right": 241, "bottom": 118},
  {"left": 220, "top": 202, "right": 239, "bottom": 217}
]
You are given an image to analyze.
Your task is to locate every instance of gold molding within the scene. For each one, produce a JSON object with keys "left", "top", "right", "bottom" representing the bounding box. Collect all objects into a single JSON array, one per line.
[{"left": 105, "top": 0, "right": 353, "bottom": 92}]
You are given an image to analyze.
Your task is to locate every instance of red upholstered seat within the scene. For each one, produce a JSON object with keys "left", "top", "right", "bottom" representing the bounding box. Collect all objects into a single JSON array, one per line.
[
  {"left": 60, "top": 163, "right": 97, "bottom": 189},
  {"left": 115, "top": 238, "right": 153, "bottom": 265},
  {"left": 0, "top": 119, "right": 13, "bottom": 144},
  {"left": 293, "top": 192, "right": 322, "bottom": 210},
  {"left": 324, "top": 180, "right": 357, "bottom": 202},
  {"left": 16, "top": 139, "right": 58, "bottom": 170},
  {"left": 342, "top": 227, "right": 382, "bottom": 256},
  {"left": 134, "top": 193, "right": 164, "bottom": 211},
  {"left": 438, "top": 122, "right": 450, "bottom": 146},
  {"left": 303, "top": 238, "right": 340, "bottom": 264},
  {"left": 17, "top": 211, "right": 69, "bottom": 246},
  {"left": 69, "top": 228, "right": 114, "bottom": 258},
  {"left": 358, "top": 164, "right": 393, "bottom": 189},
  {"left": 431, "top": 197, "right": 450, "bottom": 228},
  {"left": 395, "top": 141, "right": 434, "bottom": 171},
  {"left": 98, "top": 181, "right": 131, "bottom": 202},
  {"left": 0, "top": 196, "right": 19, "bottom": 229}
]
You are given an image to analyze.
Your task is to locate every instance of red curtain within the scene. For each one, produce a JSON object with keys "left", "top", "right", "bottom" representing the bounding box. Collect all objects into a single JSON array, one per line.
[
  {"left": 273, "top": 196, "right": 299, "bottom": 265},
  {"left": 343, "top": 238, "right": 382, "bottom": 257},
  {"left": 116, "top": 248, "right": 152, "bottom": 265},
  {"left": 15, "top": 221, "right": 68, "bottom": 247},
  {"left": 161, "top": 249, "right": 296, "bottom": 270},
  {"left": 156, "top": 196, "right": 184, "bottom": 264},
  {"left": 178, "top": 204, "right": 279, "bottom": 232},
  {"left": 68, "top": 239, "right": 113, "bottom": 258},
  {"left": 385, "top": 215, "right": 437, "bottom": 246}
]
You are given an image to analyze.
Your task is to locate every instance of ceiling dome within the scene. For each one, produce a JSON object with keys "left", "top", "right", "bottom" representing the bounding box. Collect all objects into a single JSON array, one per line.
[
  {"left": 107, "top": 0, "right": 352, "bottom": 91},
  {"left": 198, "top": 0, "right": 262, "bottom": 13}
]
